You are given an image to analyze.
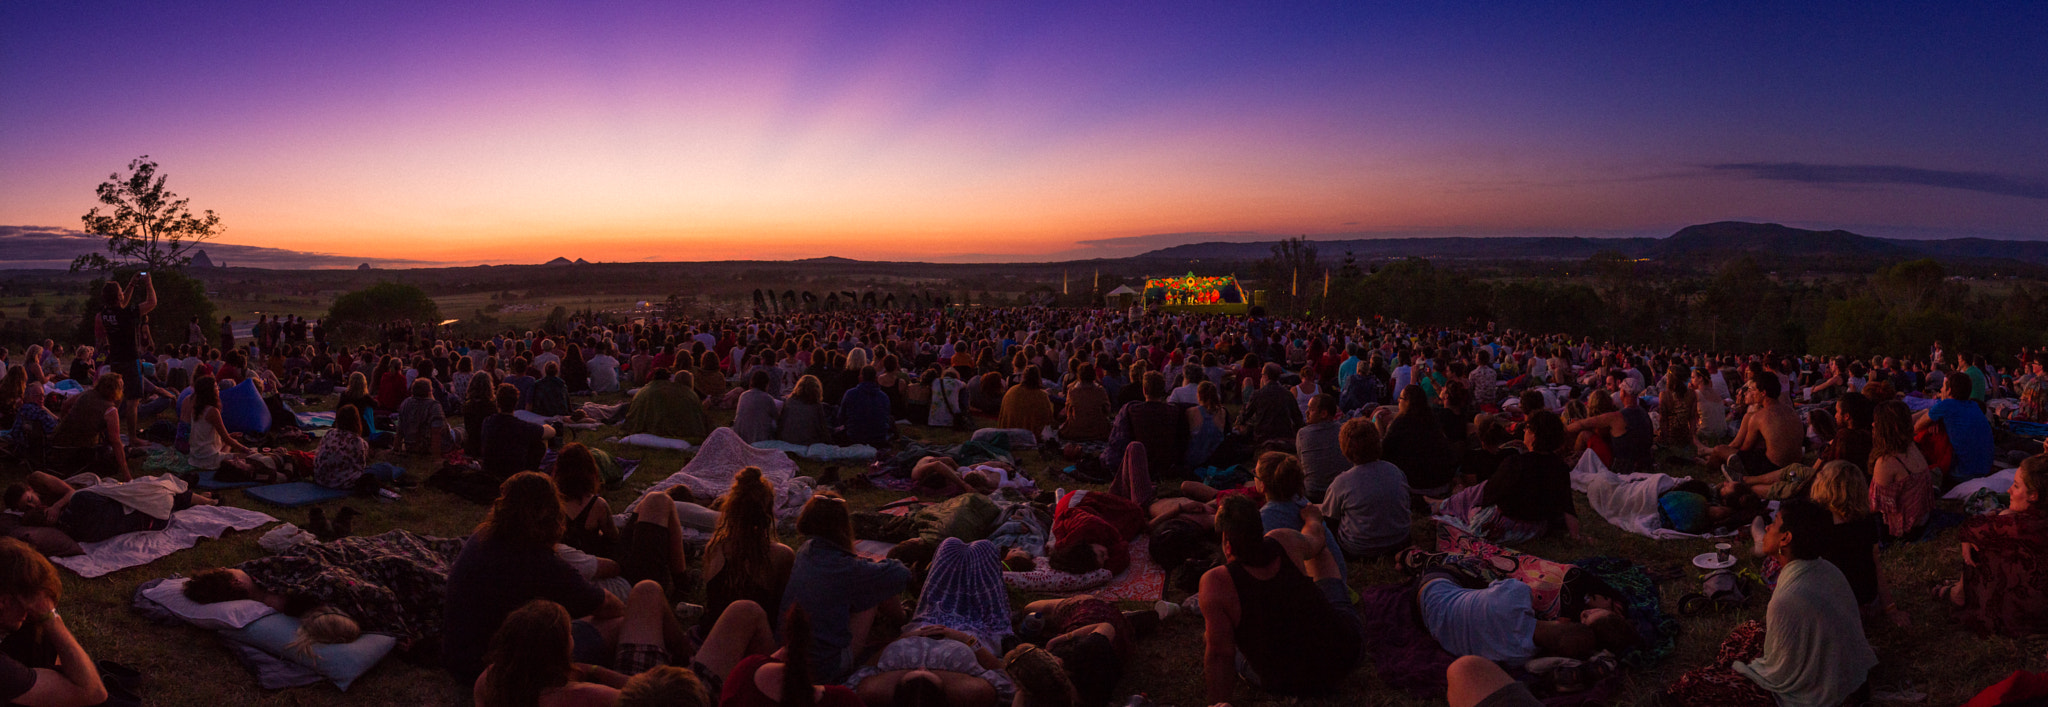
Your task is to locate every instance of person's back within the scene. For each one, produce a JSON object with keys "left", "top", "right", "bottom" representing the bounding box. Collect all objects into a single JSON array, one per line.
[
  {"left": 777, "top": 399, "right": 831, "bottom": 446},
  {"left": 1323, "top": 459, "right": 1410, "bottom": 557},
  {"left": 1610, "top": 404, "right": 1654, "bottom": 474},
  {"left": 1222, "top": 537, "right": 1359, "bottom": 693},
  {"left": 1245, "top": 380, "right": 1303, "bottom": 443},
  {"left": 49, "top": 390, "right": 113, "bottom": 448},
  {"left": 481, "top": 413, "right": 544, "bottom": 478},
  {"left": 443, "top": 531, "right": 607, "bottom": 683},
  {"left": 1738, "top": 557, "right": 1875, "bottom": 707},
  {"left": 836, "top": 378, "right": 892, "bottom": 446},
  {"left": 1929, "top": 397, "right": 1993, "bottom": 479},
  {"left": 1295, "top": 419, "right": 1346, "bottom": 500},
  {"left": 733, "top": 388, "right": 779, "bottom": 443}
]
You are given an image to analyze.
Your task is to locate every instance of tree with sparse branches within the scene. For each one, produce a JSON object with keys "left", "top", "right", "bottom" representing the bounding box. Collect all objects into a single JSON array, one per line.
[{"left": 73, "top": 156, "right": 223, "bottom": 273}]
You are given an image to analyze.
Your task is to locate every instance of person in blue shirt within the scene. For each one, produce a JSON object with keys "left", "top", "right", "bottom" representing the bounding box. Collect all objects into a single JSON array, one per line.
[
  {"left": 1336, "top": 346, "right": 1363, "bottom": 393},
  {"left": 1253, "top": 451, "right": 1345, "bottom": 569},
  {"left": 835, "top": 365, "right": 895, "bottom": 446},
  {"left": 1918, "top": 374, "right": 1994, "bottom": 480},
  {"left": 782, "top": 492, "right": 910, "bottom": 682}
]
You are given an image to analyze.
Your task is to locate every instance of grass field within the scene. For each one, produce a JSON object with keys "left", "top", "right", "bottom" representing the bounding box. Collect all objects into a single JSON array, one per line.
[{"left": 26, "top": 393, "right": 2048, "bottom": 707}]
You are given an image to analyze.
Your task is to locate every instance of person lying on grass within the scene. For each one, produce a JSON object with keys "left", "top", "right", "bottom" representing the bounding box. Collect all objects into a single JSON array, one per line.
[{"left": 4, "top": 471, "right": 219, "bottom": 544}]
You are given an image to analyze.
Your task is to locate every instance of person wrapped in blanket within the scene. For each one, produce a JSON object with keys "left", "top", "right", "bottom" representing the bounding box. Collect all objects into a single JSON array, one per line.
[
  {"left": 182, "top": 528, "right": 464, "bottom": 652},
  {"left": 1936, "top": 453, "right": 2048, "bottom": 637},
  {"left": 1664, "top": 500, "right": 1876, "bottom": 707},
  {"left": 1045, "top": 488, "right": 1147, "bottom": 575},
  {"left": 3, "top": 471, "right": 220, "bottom": 544}
]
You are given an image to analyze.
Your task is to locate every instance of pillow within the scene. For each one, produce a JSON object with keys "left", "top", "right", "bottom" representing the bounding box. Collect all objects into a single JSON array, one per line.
[
  {"left": 8, "top": 526, "right": 85, "bottom": 558},
  {"left": 221, "top": 613, "right": 397, "bottom": 691},
  {"left": 221, "top": 378, "right": 273, "bottom": 434},
  {"left": 141, "top": 577, "right": 276, "bottom": 630}
]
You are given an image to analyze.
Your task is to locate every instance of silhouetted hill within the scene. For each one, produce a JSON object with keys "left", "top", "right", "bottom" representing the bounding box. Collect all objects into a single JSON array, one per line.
[
  {"left": 1651, "top": 221, "right": 1915, "bottom": 258},
  {"left": 1138, "top": 222, "right": 2048, "bottom": 266},
  {"left": 1141, "top": 237, "right": 1659, "bottom": 261}
]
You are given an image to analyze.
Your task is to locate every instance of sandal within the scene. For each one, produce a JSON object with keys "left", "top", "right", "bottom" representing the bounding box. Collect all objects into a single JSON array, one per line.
[{"left": 1929, "top": 579, "right": 1959, "bottom": 603}]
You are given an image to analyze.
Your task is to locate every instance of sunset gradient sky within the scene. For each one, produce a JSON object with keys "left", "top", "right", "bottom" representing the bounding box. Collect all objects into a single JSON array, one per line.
[{"left": 3, "top": 2, "right": 2046, "bottom": 264}]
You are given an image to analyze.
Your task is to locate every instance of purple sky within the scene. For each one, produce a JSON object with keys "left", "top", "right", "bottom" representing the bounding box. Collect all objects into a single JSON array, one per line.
[{"left": 3, "top": 1, "right": 2045, "bottom": 264}]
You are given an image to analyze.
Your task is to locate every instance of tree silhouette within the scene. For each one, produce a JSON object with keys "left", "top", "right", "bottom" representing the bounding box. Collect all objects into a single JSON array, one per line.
[{"left": 74, "top": 156, "right": 223, "bottom": 273}]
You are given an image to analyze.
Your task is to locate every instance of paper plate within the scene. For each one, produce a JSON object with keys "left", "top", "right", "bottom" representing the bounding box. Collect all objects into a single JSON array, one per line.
[{"left": 1692, "top": 552, "right": 1738, "bottom": 570}]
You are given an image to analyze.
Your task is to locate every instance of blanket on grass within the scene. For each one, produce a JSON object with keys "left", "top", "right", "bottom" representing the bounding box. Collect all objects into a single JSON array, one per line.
[
  {"left": 754, "top": 440, "right": 879, "bottom": 462},
  {"left": 52, "top": 505, "right": 278, "bottom": 578},
  {"left": 1569, "top": 451, "right": 1735, "bottom": 540}
]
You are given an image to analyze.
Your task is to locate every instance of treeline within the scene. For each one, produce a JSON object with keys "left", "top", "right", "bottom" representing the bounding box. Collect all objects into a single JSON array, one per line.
[{"left": 1254, "top": 238, "right": 2046, "bottom": 363}]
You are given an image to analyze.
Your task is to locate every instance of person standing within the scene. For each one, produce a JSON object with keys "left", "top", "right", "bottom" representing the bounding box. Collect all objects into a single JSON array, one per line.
[{"left": 94, "top": 274, "right": 154, "bottom": 445}]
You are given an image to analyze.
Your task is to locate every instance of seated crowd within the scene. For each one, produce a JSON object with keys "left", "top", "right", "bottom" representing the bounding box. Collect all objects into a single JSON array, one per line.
[{"left": 1, "top": 293, "right": 2046, "bottom": 707}]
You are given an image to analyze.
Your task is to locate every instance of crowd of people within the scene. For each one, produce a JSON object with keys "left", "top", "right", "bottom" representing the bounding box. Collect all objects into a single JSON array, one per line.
[{"left": 2, "top": 275, "right": 2047, "bottom": 706}]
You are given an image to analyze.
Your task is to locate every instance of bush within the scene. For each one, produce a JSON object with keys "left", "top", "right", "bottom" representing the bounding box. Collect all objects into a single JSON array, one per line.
[{"left": 326, "top": 282, "right": 440, "bottom": 345}]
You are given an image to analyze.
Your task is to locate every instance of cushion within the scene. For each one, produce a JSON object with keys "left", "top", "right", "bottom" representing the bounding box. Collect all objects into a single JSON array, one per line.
[
  {"left": 221, "top": 379, "right": 273, "bottom": 434},
  {"left": 141, "top": 577, "right": 276, "bottom": 630},
  {"left": 243, "top": 481, "right": 352, "bottom": 508},
  {"left": 8, "top": 525, "right": 85, "bottom": 558},
  {"left": 221, "top": 612, "right": 397, "bottom": 691}
]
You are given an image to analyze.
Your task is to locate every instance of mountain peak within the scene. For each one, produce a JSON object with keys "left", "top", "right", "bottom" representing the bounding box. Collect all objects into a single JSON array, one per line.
[{"left": 544, "top": 256, "right": 572, "bottom": 266}]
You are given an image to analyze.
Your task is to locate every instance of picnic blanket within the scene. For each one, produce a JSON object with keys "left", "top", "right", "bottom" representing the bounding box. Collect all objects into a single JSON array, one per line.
[
  {"left": 1948, "top": 467, "right": 2017, "bottom": 500},
  {"left": 629, "top": 427, "right": 809, "bottom": 524},
  {"left": 753, "top": 440, "right": 879, "bottom": 462},
  {"left": 1570, "top": 556, "right": 1681, "bottom": 670},
  {"left": 1569, "top": 451, "right": 1734, "bottom": 540},
  {"left": 1001, "top": 537, "right": 1164, "bottom": 601},
  {"left": 294, "top": 411, "right": 336, "bottom": 429},
  {"left": 51, "top": 505, "right": 278, "bottom": 578}
]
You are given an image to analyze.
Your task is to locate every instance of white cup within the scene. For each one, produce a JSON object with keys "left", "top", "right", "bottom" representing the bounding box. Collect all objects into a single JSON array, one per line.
[{"left": 1714, "top": 543, "right": 1733, "bottom": 563}]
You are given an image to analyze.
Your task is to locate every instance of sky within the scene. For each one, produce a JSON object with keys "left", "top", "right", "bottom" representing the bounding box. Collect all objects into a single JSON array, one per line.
[{"left": 3, "top": 1, "right": 2046, "bottom": 266}]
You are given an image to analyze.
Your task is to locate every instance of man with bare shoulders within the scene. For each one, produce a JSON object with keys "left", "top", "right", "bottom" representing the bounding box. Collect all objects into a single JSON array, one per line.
[
  {"left": 1706, "top": 371, "right": 1805, "bottom": 493},
  {"left": 1198, "top": 496, "right": 1360, "bottom": 706}
]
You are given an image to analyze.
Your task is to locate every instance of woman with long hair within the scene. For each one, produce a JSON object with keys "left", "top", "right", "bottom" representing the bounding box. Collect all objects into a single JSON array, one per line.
[
  {"left": 996, "top": 365, "right": 1055, "bottom": 436},
  {"left": 1868, "top": 399, "right": 1935, "bottom": 540},
  {"left": 183, "top": 374, "right": 256, "bottom": 473},
  {"left": 777, "top": 375, "right": 833, "bottom": 446},
  {"left": 443, "top": 472, "right": 624, "bottom": 682},
  {"left": 1184, "top": 381, "right": 1229, "bottom": 468},
  {"left": 1659, "top": 363, "right": 1699, "bottom": 448},
  {"left": 561, "top": 343, "right": 589, "bottom": 393},
  {"left": 312, "top": 404, "right": 372, "bottom": 490},
  {"left": 701, "top": 467, "right": 794, "bottom": 634},
  {"left": 474, "top": 600, "right": 618, "bottom": 707},
  {"left": 1381, "top": 384, "right": 1456, "bottom": 496},
  {"left": 555, "top": 443, "right": 618, "bottom": 559}
]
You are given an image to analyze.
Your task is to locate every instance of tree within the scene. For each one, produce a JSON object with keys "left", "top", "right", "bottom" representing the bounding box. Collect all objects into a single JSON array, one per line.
[
  {"left": 73, "top": 156, "right": 224, "bottom": 273},
  {"left": 325, "top": 282, "right": 439, "bottom": 344},
  {"left": 26, "top": 300, "right": 44, "bottom": 319}
]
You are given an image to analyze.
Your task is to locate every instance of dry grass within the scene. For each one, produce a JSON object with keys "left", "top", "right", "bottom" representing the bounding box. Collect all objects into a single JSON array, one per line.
[{"left": 26, "top": 394, "right": 2047, "bottom": 706}]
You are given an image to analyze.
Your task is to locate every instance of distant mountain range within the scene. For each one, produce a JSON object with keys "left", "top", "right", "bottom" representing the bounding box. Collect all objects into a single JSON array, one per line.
[{"left": 1137, "top": 221, "right": 2048, "bottom": 265}]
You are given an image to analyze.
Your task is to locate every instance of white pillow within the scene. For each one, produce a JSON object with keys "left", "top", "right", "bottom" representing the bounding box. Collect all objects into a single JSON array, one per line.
[{"left": 144, "top": 577, "right": 276, "bottom": 630}]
